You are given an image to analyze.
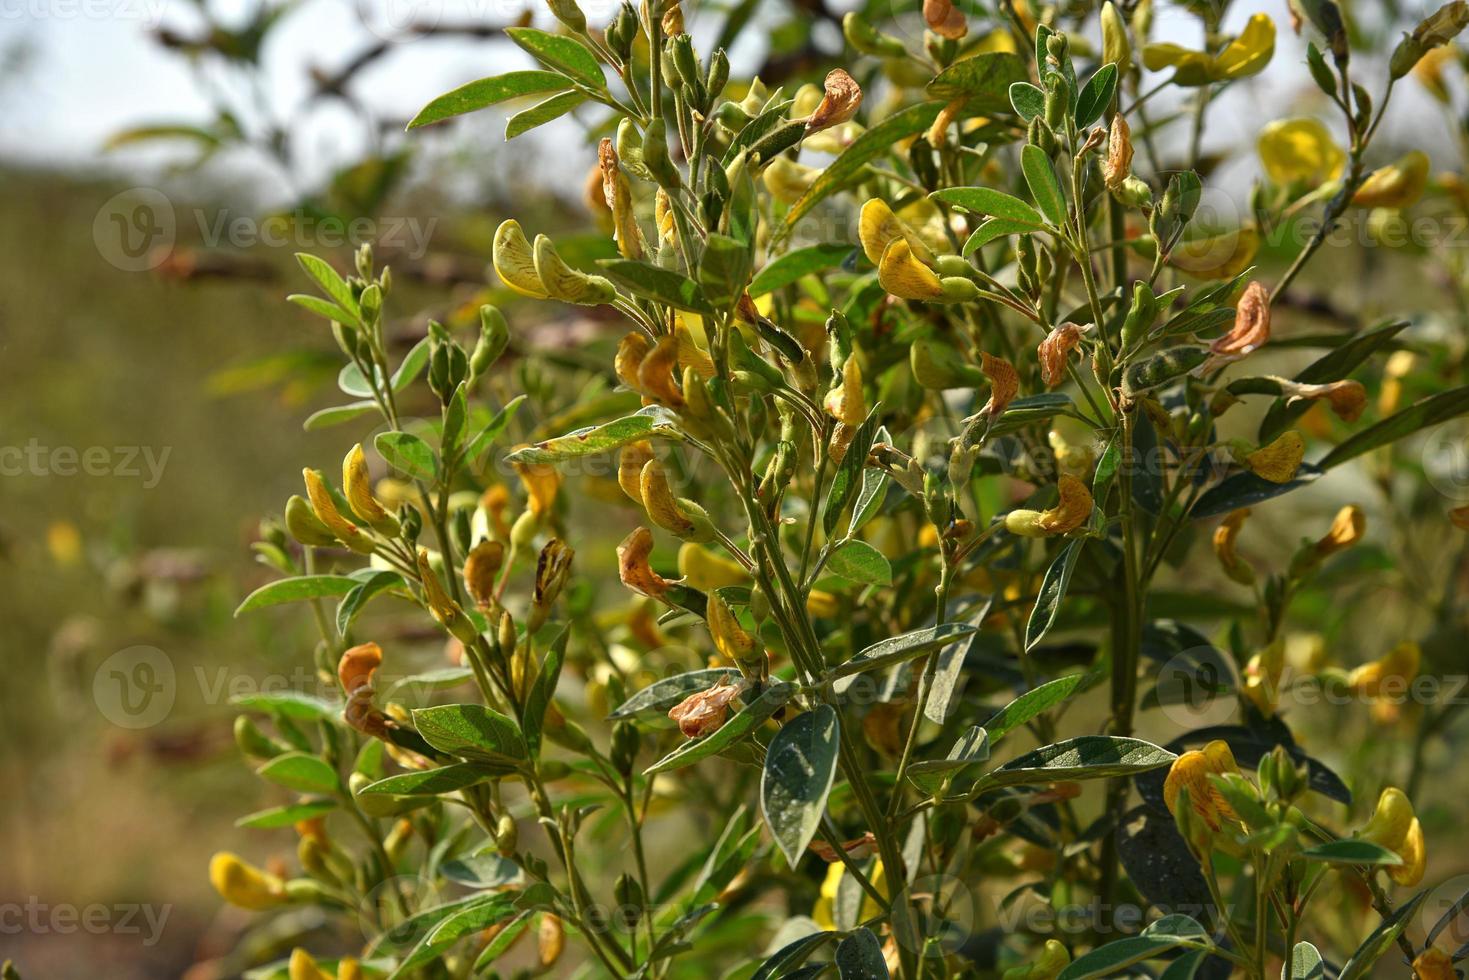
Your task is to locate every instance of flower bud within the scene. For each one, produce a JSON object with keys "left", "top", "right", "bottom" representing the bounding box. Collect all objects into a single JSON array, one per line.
[
  {"left": 285, "top": 494, "right": 337, "bottom": 548},
  {"left": 416, "top": 549, "right": 476, "bottom": 644},
  {"left": 641, "top": 119, "right": 683, "bottom": 189},
  {"left": 545, "top": 0, "right": 586, "bottom": 33},
  {"left": 302, "top": 469, "right": 376, "bottom": 553},
  {"left": 496, "top": 812, "right": 519, "bottom": 856},
  {"left": 614, "top": 871, "right": 645, "bottom": 927},
  {"left": 639, "top": 459, "right": 695, "bottom": 536},
  {"left": 343, "top": 444, "right": 399, "bottom": 534},
  {"left": 492, "top": 219, "right": 549, "bottom": 298},
  {"left": 470, "top": 305, "right": 510, "bottom": 382},
  {"left": 234, "top": 715, "right": 284, "bottom": 759},
  {"left": 209, "top": 852, "right": 287, "bottom": 910}
]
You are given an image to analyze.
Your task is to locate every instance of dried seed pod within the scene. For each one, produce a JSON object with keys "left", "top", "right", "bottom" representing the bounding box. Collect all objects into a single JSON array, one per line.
[
  {"left": 668, "top": 681, "right": 742, "bottom": 737},
  {"left": 1103, "top": 113, "right": 1133, "bottom": 190},
  {"left": 1037, "top": 322, "right": 1084, "bottom": 388},
  {"left": 598, "top": 137, "right": 646, "bottom": 260},
  {"left": 979, "top": 352, "right": 1018, "bottom": 417}
]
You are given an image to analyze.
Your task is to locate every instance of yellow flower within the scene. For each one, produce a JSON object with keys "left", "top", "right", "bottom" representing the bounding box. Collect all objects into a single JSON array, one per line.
[
  {"left": 1143, "top": 13, "right": 1274, "bottom": 86},
  {"left": 1245, "top": 431, "right": 1305, "bottom": 484},
  {"left": 637, "top": 335, "right": 685, "bottom": 407},
  {"left": 1347, "top": 641, "right": 1420, "bottom": 698},
  {"left": 337, "top": 641, "right": 382, "bottom": 694},
  {"left": 1358, "top": 787, "right": 1427, "bottom": 886},
  {"left": 813, "top": 859, "right": 886, "bottom": 928},
  {"left": 824, "top": 356, "right": 865, "bottom": 427},
  {"left": 678, "top": 542, "right": 748, "bottom": 589},
  {"left": 639, "top": 459, "right": 694, "bottom": 536},
  {"left": 618, "top": 441, "right": 655, "bottom": 504},
  {"left": 343, "top": 444, "right": 398, "bottom": 534},
  {"left": 1213, "top": 508, "right": 1255, "bottom": 586},
  {"left": 492, "top": 219, "right": 548, "bottom": 298},
  {"left": 878, "top": 238, "right": 945, "bottom": 301},
  {"left": 533, "top": 234, "right": 616, "bottom": 305},
  {"left": 1257, "top": 118, "right": 1345, "bottom": 188},
  {"left": 513, "top": 457, "right": 561, "bottom": 519},
  {"left": 1162, "top": 740, "right": 1240, "bottom": 832},
  {"left": 763, "top": 156, "right": 820, "bottom": 205},
  {"left": 1413, "top": 947, "right": 1457, "bottom": 980},
  {"left": 289, "top": 949, "right": 333, "bottom": 980},
  {"left": 1037, "top": 474, "right": 1093, "bottom": 534},
  {"left": 707, "top": 590, "right": 764, "bottom": 676},
  {"left": 1242, "top": 639, "right": 1285, "bottom": 716},
  {"left": 209, "top": 852, "right": 286, "bottom": 910},
  {"left": 303, "top": 468, "right": 375, "bottom": 554},
  {"left": 1353, "top": 151, "right": 1430, "bottom": 209},
  {"left": 464, "top": 539, "right": 504, "bottom": 609},
  {"left": 1170, "top": 225, "right": 1260, "bottom": 280},
  {"left": 859, "top": 198, "right": 935, "bottom": 267},
  {"left": 1314, "top": 505, "right": 1365, "bottom": 557},
  {"left": 1414, "top": 44, "right": 1458, "bottom": 103}
]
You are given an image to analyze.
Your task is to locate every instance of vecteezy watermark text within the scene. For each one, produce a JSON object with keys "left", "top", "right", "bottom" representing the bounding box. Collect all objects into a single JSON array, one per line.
[
  {"left": 0, "top": 898, "right": 171, "bottom": 947},
  {"left": 0, "top": 440, "right": 170, "bottom": 488}
]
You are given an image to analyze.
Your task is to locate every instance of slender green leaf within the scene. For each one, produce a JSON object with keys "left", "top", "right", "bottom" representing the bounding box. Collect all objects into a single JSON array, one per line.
[
  {"left": 236, "top": 801, "right": 337, "bottom": 829},
  {"left": 504, "top": 27, "right": 604, "bottom": 88},
  {"left": 505, "top": 411, "right": 673, "bottom": 465},
  {"left": 827, "top": 540, "right": 892, "bottom": 586},
  {"left": 599, "top": 259, "right": 714, "bottom": 313},
  {"left": 761, "top": 705, "right": 840, "bottom": 866},
  {"left": 407, "top": 70, "right": 572, "bottom": 128},
  {"left": 1021, "top": 144, "right": 1066, "bottom": 226},
  {"left": 982, "top": 674, "right": 1085, "bottom": 744},
  {"left": 982, "top": 736, "right": 1176, "bottom": 791},
  {"left": 359, "top": 763, "right": 507, "bottom": 796},
  {"left": 1025, "top": 540, "right": 1083, "bottom": 650},
  {"left": 375, "top": 431, "right": 438, "bottom": 480},
  {"left": 749, "top": 243, "right": 854, "bottom": 296},
  {"left": 235, "top": 575, "right": 358, "bottom": 616},
  {"left": 1319, "top": 386, "right": 1469, "bottom": 470},
  {"left": 931, "top": 186, "right": 1048, "bottom": 228},
  {"left": 832, "top": 623, "right": 977, "bottom": 680},
  {"left": 257, "top": 752, "right": 339, "bottom": 794},
  {"left": 412, "top": 703, "right": 527, "bottom": 765},
  {"left": 506, "top": 90, "right": 585, "bottom": 139}
]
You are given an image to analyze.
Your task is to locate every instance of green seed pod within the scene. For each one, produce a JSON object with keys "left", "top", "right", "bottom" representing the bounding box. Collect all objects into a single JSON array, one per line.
[
  {"left": 706, "top": 48, "right": 730, "bottom": 103},
  {"left": 611, "top": 719, "right": 640, "bottom": 775},
  {"left": 842, "top": 11, "right": 908, "bottom": 58},
  {"left": 1120, "top": 346, "right": 1209, "bottom": 398},
  {"left": 939, "top": 276, "right": 979, "bottom": 303},
  {"left": 1119, "top": 281, "right": 1158, "bottom": 350},
  {"left": 1114, "top": 175, "right": 1153, "bottom": 208},
  {"left": 641, "top": 119, "right": 683, "bottom": 190},
  {"left": 910, "top": 337, "right": 985, "bottom": 389},
  {"left": 1043, "top": 76, "right": 1068, "bottom": 128},
  {"left": 429, "top": 336, "right": 468, "bottom": 405},
  {"left": 607, "top": 1, "right": 637, "bottom": 60},
  {"left": 933, "top": 254, "right": 972, "bottom": 278},
  {"left": 496, "top": 813, "right": 519, "bottom": 856},
  {"left": 670, "top": 34, "right": 700, "bottom": 91},
  {"left": 470, "top": 305, "right": 510, "bottom": 382},
  {"left": 285, "top": 494, "right": 338, "bottom": 547},
  {"left": 283, "top": 879, "right": 331, "bottom": 903},
  {"left": 614, "top": 872, "right": 645, "bottom": 928}
]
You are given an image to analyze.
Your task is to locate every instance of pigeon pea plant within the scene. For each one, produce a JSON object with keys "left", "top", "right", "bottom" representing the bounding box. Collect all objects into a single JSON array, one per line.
[{"left": 212, "top": 0, "right": 1469, "bottom": 978}]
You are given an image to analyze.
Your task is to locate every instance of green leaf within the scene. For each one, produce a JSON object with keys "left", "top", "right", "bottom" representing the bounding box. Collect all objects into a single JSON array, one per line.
[
  {"left": 1058, "top": 915, "right": 1207, "bottom": 979},
  {"left": 1319, "top": 385, "right": 1469, "bottom": 470},
  {"left": 304, "top": 400, "right": 377, "bottom": 430},
  {"left": 1286, "top": 941, "right": 1325, "bottom": 980},
  {"left": 375, "top": 431, "right": 438, "bottom": 480},
  {"left": 391, "top": 336, "right": 432, "bottom": 390},
  {"left": 295, "top": 254, "right": 357, "bottom": 313},
  {"left": 471, "top": 910, "right": 534, "bottom": 971},
  {"left": 990, "top": 392, "right": 1075, "bottom": 436},
  {"left": 396, "top": 895, "right": 518, "bottom": 975},
  {"left": 982, "top": 674, "right": 1085, "bottom": 744},
  {"left": 504, "top": 27, "right": 604, "bottom": 88},
  {"left": 287, "top": 293, "right": 357, "bottom": 325},
  {"left": 235, "top": 575, "right": 358, "bottom": 616},
  {"left": 599, "top": 258, "right": 714, "bottom": 313},
  {"left": 506, "top": 90, "right": 586, "bottom": 139},
  {"left": 963, "top": 218, "right": 1037, "bottom": 255},
  {"left": 749, "top": 243, "right": 854, "bottom": 296},
  {"left": 1025, "top": 540, "right": 1083, "bottom": 651},
  {"left": 522, "top": 627, "right": 567, "bottom": 757},
  {"left": 761, "top": 705, "right": 840, "bottom": 867},
  {"left": 908, "top": 725, "right": 990, "bottom": 793},
  {"left": 1338, "top": 890, "right": 1426, "bottom": 980},
  {"left": 1302, "top": 840, "right": 1403, "bottom": 866},
  {"left": 336, "top": 570, "right": 404, "bottom": 636},
  {"left": 443, "top": 852, "right": 520, "bottom": 889},
  {"left": 608, "top": 668, "right": 742, "bottom": 719},
  {"left": 1009, "top": 81, "right": 1045, "bottom": 119},
  {"left": 257, "top": 752, "right": 339, "bottom": 794},
  {"left": 359, "top": 762, "right": 507, "bottom": 796},
  {"left": 827, "top": 539, "right": 892, "bottom": 586},
  {"left": 982, "top": 736, "right": 1176, "bottom": 791},
  {"left": 780, "top": 102, "right": 945, "bottom": 232},
  {"left": 848, "top": 468, "right": 889, "bottom": 538},
  {"left": 752, "top": 930, "right": 836, "bottom": 980},
  {"left": 231, "top": 690, "right": 341, "bottom": 720},
  {"left": 927, "top": 52, "right": 1029, "bottom": 113},
  {"left": 505, "top": 411, "right": 672, "bottom": 465},
  {"left": 407, "top": 70, "right": 573, "bottom": 128},
  {"left": 832, "top": 623, "right": 977, "bottom": 680},
  {"left": 1021, "top": 144, "right": 1066, "bottom": 226},
  {"left": 412, "top": 703, "right": 528, "bottom": 766},
  {"left": 1190, "top": 465, "right": 1323, "bottom": 519},
  {"left": 464, "top": 395, "right": 528, "bottom": 462},
  {"left": 644, "top": 682, "right": 796, "bottom": 774},
  {"left": 1076, "top": 63, "right": 1119, "bottom": 127},
  {"left": 824, "top": 405, "right": 881, "bottom": 536},
  {"left": 835, "top": 927, "right": 889, "bottom": 979},
  {"left": 931, "top": 186, "right": 1048, "bottom": 229},
  {"left": 235, "top": 800, "right": 337, "bottom": 829}
]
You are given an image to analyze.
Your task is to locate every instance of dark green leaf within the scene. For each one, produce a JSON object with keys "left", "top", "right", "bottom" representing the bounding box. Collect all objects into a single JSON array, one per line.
[
  {"left": 1025, "top": 540, "right": 1083, "bottom": 651},
  {"left": 504, "top": 411, "right": 672, "bottom": 465},
  {"left": 504, "top": 27, "right": 604, "bottom": 88},
  {"left": 827, "top": 540, "right": 892, "bottom": 586},
  {"left": 761, "top": 705, "right": 840, "bottom": 866},
  {"left": 1338, "top": 890, "right": 1426, "bottom": 980},
  {"left": 1319, "top": 385, "right": 1469, "bottom": 470},
  {"left": 982, "top": 736, "right": 1176, "bottom": 791},
  {"left": 599, "top": 259, "right": 714, "bottom": 313},
  {"left": 931, "top": 186, "right": 1047, "bottom": 229},
  {"left": 1190, "top": 465, "right": 1323, "bottom": 519},
  {"left": 1009, "top": 81, "right": 1045, "bottom": 119},
  {"left": 360, "top": 763, "right": 507, "bottom": 796},
  {"left": 506, "top": 90, "right": 585, "bottom": 139},
  {"left": 835, "top": 927, "right": 889, "bottom": 979},
  {"left": 832, "top": 623, "right": 977, "bottom": 680},
  {"left": 750, "top": 243, "right": 854, "bottom": 296},
  {"left": 257, "top": 752, "right": 339, "bottom": 794},
  {"left": 1076, "top": 63, "right": 1119, "bottom": 127},
  {"left": 982, "top": 674, "right": 1084, "bottom": 744},
  {"left": 1303, "top": 840, "right": 1403, "bottom": 866},
  {"left": 927, "top": 52, "right": 1029, "bottom": 113},
  {"left": 1021, "top": 144, "right": 1066, "bottom": 226},
  {"left": 336, "top": 571, "right": 405, "bottom": 636},
  {"left": 522, "top": 627, "right": 567, "bottom": 757},
  {"left": 412, "top": 703, "right": 527, "bottom": 766},
  {"left": 608, "top": 668, "right": 742, "bottom": 719},
  {"left": 231, "top": 690, "right": 341, "bottom": 720},
  {"left": 1286, "top": 941, "right": 1325, "bottom": 980},
  {"left": 375, "top": 431, "right": 438, "bottom": 480}
]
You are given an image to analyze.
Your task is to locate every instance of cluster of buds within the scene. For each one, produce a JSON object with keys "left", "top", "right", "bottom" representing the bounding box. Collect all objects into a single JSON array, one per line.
[{"left": 492, "top": 218, "right": 615, "bottom": 305}]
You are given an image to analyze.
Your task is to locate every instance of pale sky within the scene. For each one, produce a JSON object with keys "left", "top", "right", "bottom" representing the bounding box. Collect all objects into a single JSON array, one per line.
[{"left": 0, "top": 0, "right": 1451, "bottom": 206}]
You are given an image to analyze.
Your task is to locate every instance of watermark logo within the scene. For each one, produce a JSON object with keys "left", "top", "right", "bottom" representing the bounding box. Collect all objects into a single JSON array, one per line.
[
  {"left": 1155, "top": 645, "right": 1240, "bottom": 728},
  {"left": 93, "top": 188, "right": 175, "bottom": 273},
  {"left": 93, "top": 645, "right": 175, "bottom": 730},
  {"left": 1422, "top": 420, "right": 1469, "bottom": 501}
]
